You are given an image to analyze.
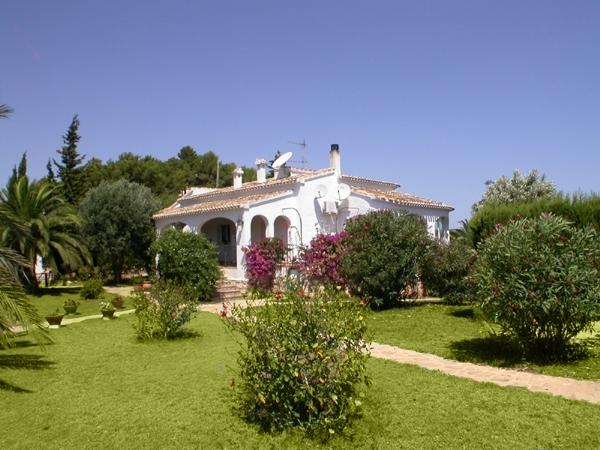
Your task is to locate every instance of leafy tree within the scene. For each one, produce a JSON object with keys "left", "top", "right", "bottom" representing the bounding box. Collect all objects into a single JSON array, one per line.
[
  {"left": 54, "top": 114, "right": 86, "bottom": 205},
  {"left": 80, "top": 180, "right": 160, "bottom": 282},
  {"left": 0, "top": 168, "right": 90, "bottom": 289},
  {"left": 472, "top": 169, "right": 557, "bottom": 213},
  {"left": 152, "top": 228, "right": 220, "bottom": 302},
  {"left": 342, "top": 210, "right": 432, "bottom": 309}
]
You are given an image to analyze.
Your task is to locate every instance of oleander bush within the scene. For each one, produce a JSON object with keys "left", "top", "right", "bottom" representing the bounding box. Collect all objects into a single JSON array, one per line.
[
  {"left": 224, "top": 282, "right": 370, "bottom": 439},
  {"left": 475, "top": 214, "right": 600, "bottom": 355},
  {"left": 152, "top": 228, "right": 220, "bottom": 302},
  {"left": 300, "top": 232, "right": 349, "bottom": 287},
  {"left": 243, "top": 238, "right": 285, "bottom": 293},
  {"left": 133, "top": 281, "right": 196, "bottom": 340},
  {"left": 342, "top": 210, "right": 432, "bottom": 309},
  {"left": 421, "top": 237, "right": 476, "bottom": 304},
  {"left": 79, "top": 279, "right": 104, "bottom": 300}
]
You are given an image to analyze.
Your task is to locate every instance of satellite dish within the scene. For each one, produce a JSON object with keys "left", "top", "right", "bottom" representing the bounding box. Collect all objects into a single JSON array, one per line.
[
  {"left": 271, "top": 151, "right": 293, "bottom": 169},
  {"left": 337, "top": 183, "right": 351, "bottom": 200},
  {"left": 315, "top": 184, "right": 328, "bottom": 198}
]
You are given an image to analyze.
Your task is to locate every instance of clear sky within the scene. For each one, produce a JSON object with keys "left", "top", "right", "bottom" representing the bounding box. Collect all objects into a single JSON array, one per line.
[{"left": 1, "top": 1, "right": 599, "bottom": 226}]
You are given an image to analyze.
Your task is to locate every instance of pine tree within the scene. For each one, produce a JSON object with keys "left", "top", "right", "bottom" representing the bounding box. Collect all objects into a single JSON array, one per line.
[
  {"left": 46, "top": 159, "right": 55, "bottom": 183},
  {"left": 7, "top": 153, "right": 27, "bottom": 187},
  {"left": 53, "top": 115, "right": 85, "bottom": 204}
]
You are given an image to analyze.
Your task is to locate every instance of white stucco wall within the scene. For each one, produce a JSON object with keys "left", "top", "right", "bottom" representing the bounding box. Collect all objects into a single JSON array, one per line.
[{"left": 155, "top": 171, "right": 451, "bottom": 279}]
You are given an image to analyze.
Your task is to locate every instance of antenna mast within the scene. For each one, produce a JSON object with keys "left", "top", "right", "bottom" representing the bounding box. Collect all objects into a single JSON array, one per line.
[{"left": 288, "top": 139, "right": 308, "bottom": 168}]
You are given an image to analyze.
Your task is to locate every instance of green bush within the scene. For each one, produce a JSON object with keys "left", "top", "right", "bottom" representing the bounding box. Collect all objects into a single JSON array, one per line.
[
  {"left": 133, "top": 281, "right": 196, "bottom": 340},
  {"left": 342, "top": 210, "right": 432, "bottom": 309},
  {"left": 225, "top": 282, "right": 370, "bottom": 438},
  {"left": 421, "top": 237, "right": 476, "bottom": 304},
  {"left": 152, "top": 228, "right": 221, "bottom": 302},
  {"left": 468, "top": 193, "right": 600, "bottom": 246},
  {"left": 475, "top": 214, "right": 600, "bottom": 355},
  {"left": 79, "top": 279, "right": 104, "bottom": 300}
]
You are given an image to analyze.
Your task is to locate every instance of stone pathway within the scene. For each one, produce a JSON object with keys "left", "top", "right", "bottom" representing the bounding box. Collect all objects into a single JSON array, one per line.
[
  {"left": 371, "top": 343, "right": 600, "bottom": 405},
  {"left": 104, "top": 286, "right": 134, "bottom": 297},
  {"left": 61, "top": 309, "right": 135, "bottom": 325}
]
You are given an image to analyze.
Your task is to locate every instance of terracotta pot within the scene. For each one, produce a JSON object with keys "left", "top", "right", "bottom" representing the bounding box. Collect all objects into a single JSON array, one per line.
[
  {"left": 111, "top": 298, "right": 124, "bottom": 309},
  {"left": 63, "top": 305, "right": 78, "bottom": 315},
  {"left": 46, "top": 315, "right": 64, "bottom": 328},
  {"left": 101, "top": 309, "right": 115, "bottom": 319}
]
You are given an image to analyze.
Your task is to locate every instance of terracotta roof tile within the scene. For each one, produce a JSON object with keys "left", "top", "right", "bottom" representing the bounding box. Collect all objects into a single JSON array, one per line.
[
  {"left": 353, "top": 188, "right": 453, "bottom": 211},
  {"left": 153, "top": 191, "right": 293, "bottom": 220},
  {"left": 341, "top": 174, "right": 400, "bottom": 189}
]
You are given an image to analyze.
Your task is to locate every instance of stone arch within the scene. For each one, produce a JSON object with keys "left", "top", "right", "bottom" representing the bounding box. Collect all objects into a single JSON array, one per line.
[
  {"left": 250, "top": 215, "right": 268, "bottom": 244},
  {"left": 200, "top": 217, "right": 237, "bottom": 266},
  {"left": 274, "top": 215, "right": 290, "bottom": 247}
]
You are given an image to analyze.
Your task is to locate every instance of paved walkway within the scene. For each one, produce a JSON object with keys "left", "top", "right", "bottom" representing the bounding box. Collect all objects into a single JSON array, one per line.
[{"left": 371, "top": 343, "right": 600, "bottom": 404}]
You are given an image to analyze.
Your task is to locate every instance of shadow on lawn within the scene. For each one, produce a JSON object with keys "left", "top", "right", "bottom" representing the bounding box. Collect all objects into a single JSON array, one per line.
[
  {"left": 450, "top": 334, "right": 594, "bottom": 367},
  {"left": 0, "top": 353, "right": 55, "bottom": 393},
  {"left": 32, "top": 287, "right": 81, "bottom": 297}
]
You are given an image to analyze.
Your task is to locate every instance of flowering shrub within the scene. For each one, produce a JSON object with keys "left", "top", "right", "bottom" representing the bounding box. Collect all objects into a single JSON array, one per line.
[
  {"left": 133, "top": 281, "right": 196, "bottom": 340},
  {"left": 342, "top": 210, "right": 432, "bottom": 309},
  {"left": 225, "top": 281, "right": 370, "bottom": 438},
  {"left": 475, "top": 214, "right": 600, "bottom": 355},
  {"left": 300, "top": 232, "right": 349, "bottom": 287},
  {"left": 243, "top": 238, "right": 285, "bottom": 292}
]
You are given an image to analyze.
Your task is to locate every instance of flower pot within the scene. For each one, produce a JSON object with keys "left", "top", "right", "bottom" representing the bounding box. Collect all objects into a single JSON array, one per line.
[
  {"left": 111, "top": 298, "right": 125, "bottom": 309},
  {"left": 46, "top": 315, "right": 64, "bottom": 328},
  {"left": 101, "top": 309, "right": 115, "bottom": 320},
  {"left": 63, "top": 305, "right": 78, "bottom": 315}
]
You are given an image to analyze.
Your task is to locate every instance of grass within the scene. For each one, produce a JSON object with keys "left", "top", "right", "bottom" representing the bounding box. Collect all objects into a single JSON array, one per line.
[
  {"left": 26, "top": 287, "right": 133, "bottom": 318},
  {"left": 1, "top": 312, "right": 600, "bottom": 448},
  {"left": 368, "top": 304, "right": 600, "bottom": 380}
]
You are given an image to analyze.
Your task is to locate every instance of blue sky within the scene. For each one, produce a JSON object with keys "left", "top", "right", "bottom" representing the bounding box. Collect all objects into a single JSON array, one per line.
[{"left": 1, "top": 1, "right": 599, "bottom": 226}]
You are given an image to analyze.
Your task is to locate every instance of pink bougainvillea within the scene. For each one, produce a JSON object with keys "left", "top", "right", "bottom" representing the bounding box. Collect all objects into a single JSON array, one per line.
[
  {"left": 243, "top": 238, "right": 285, "bottom": 292},
  {"left": 300, "top": 232, "right": 349, "bottom": 287}
]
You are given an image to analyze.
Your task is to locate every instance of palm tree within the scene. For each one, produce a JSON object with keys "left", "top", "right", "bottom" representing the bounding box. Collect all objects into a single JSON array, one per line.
[
  {"left": 0, "top": 104, "right": 13, "bottom": 119},
  {"left": 0, "top": 175, "right": 90, "bottom": 289},
  {"left": 0, "top": 247, "right": 49, "bottom": 347}
]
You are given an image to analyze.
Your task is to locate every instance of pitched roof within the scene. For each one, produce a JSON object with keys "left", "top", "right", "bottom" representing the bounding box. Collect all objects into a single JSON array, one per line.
[
  {"left": 179, "top": 167, "right": 334, "bottom": 202},
  {"left": 353, "top": 188, "right": 454, "bottom": 211},
  {"left": 153, "top": 191, "right": 293, "bottom": 220},
  {"left": 341, "top": 174, "right": 400, "bottom": 190}
]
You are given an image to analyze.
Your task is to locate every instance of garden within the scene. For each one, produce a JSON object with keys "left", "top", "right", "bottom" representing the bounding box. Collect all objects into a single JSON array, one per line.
[{"left": 1, "top": 132, "right": 600, "bottom": 449}]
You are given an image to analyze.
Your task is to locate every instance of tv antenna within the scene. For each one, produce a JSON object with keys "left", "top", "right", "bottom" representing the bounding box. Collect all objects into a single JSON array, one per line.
[{"left": 288, "top": 138, "right": 308, "bottom": 167}]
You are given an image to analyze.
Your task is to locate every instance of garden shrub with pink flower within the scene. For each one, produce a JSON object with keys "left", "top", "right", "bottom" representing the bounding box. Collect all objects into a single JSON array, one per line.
[
  {"left": 300, "top": 232, "right": 349, "bottom": 287},
  {"left": 243, "top": 238, "right": 285, "bottom": 293},
  {"left": 225, "top": 281, "right": 370, "bottom": 438}
]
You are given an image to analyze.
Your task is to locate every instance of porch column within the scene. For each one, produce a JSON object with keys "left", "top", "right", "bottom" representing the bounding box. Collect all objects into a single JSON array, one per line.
[{"left": 236, "top": 213, "right": 252, "bottom": 276}]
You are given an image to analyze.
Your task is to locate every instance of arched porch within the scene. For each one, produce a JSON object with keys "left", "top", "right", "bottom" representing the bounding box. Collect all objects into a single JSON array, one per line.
[{"left": 200, "top": 217, "right": 237, "bottom": 266}]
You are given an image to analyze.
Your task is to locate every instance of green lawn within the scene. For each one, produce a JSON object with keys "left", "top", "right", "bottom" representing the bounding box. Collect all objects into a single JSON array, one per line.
[
  {"left": 368, "top": 304, "right": 600, "bottom": 380},
  {"left": 1, "top": 312, "right": 600, "bottom": 448},
  {"left": 27, "top": 287, "right": 133, "bottom": 318}
]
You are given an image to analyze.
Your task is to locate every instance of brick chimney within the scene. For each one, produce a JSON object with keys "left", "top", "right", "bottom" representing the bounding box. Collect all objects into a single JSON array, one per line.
[
  {"left": 233, "top": 167, "right": 244, "bottom": 189},
  {"left": 329, "top": 144, "right": 341, "bottom": 177},
  {"left": 255, "top": 158, "right": 267, "bottom": 183}
]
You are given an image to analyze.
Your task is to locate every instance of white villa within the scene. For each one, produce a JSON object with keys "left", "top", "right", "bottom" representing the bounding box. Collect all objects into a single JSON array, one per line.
[{"left": 153, "top": 145, "right": 453, "bottom": 280}]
